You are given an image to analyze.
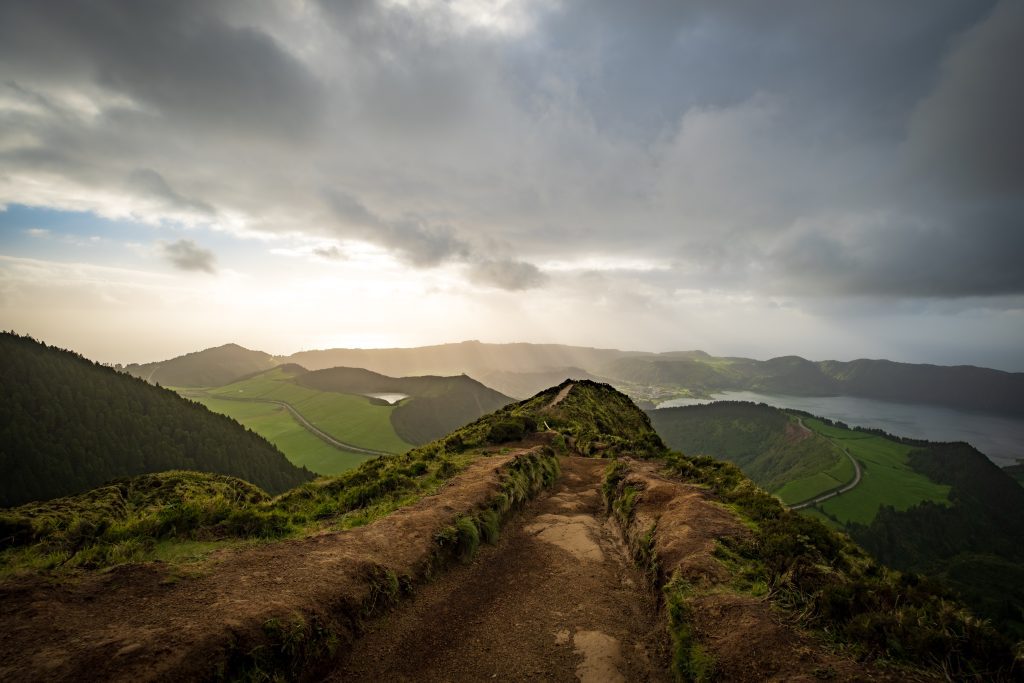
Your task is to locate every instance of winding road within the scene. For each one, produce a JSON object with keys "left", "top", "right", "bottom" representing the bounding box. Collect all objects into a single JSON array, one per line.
[
  {"left": 185, "top": 391, "right": 396, "bottom": 457},
  {"left": 789, "top": 418, "right": 863, "bottom": 511}
]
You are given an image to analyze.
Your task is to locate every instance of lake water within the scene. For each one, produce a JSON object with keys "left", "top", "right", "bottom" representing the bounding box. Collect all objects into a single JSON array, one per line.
[
  {"left": 657, "top": 391, "right": 1024, "bottom": 467},
  {"left": 365, "top": 392, "right": 409, "bottom": 405}
]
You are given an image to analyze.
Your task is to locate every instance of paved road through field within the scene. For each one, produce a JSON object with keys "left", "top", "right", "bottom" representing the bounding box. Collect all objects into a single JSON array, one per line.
[{"left": 789, "top": 418, "right": 863, "bottom": 510}]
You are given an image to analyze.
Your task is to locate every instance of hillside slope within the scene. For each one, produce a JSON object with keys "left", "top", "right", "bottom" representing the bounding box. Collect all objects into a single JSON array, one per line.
[
  {"left": 296, "top": 366, "right": 513, "bottom": 444},
  {"left": 3, "top": 381, "right": 1016, "bottom": 680},
  {"left": 649, "top": 400, "right": 1024, "bottom": 640},
  {"left": 0, "top": 334, "right": 313, "bottom": 506},
  {"left": 608, "top": 353, "right": 1024, "bottom": 416},
  {"left": 124, "top": 343, "right": 278, "bottom": 387}
]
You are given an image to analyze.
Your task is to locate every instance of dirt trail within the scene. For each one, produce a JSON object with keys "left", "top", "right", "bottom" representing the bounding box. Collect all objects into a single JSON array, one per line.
[
  {"left": 0, "top": 452, "right": 534, "bottom": 681},
  {"left": 547, "top": 382, "right": 575, "bottom": 409},
  {"left": 333, "top": 456, "right": 670, "bottom": 682}
]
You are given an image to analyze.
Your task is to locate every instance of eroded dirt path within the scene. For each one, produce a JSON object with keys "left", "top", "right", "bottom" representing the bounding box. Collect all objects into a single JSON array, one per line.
[{"left": 333, "top": 456, "right": 670, "bottom": 682}]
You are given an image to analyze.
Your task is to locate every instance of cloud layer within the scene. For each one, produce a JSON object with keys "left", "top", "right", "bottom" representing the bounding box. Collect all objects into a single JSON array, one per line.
[{"left": 1, "top": 0, "right": 1022, "bottom": 360}]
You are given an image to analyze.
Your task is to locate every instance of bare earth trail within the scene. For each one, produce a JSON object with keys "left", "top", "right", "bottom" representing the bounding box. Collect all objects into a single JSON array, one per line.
[{"left": 334, "top": 456, "right": 671, "bottom": 682}]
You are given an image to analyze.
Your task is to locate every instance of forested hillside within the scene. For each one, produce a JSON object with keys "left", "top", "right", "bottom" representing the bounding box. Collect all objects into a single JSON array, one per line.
[
  {"left": 848, "top": 442, "right": 1024, "bottom": 640},
  {"left": 0, "top": 333, "right": 313, "bottom": 506}
]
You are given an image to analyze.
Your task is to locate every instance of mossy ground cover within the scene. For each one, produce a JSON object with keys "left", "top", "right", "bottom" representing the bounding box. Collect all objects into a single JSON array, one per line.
[
  {"left": 615, "top": 454, "right": 1018, "bottom": 680},
  {"left": 203, "top": 367, "right": 413, "bottom": 454},
  {"left": 803, "top": 418, "right": 951, "bottom": 525},
  {"left": 0, "top": 391, "right": 568, "bottom": 578},
  {"left": 188, "top": 396, "right": 373, "bottom": 475}
]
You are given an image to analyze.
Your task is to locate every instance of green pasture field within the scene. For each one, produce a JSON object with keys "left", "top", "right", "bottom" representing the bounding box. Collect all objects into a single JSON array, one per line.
[
  {"left": 207, "top": 368, "right": 413, "bottom": 454},
  {"left": 190, "top": 396, "right": 376, "bottom": 476},
  {"left": 803, "top": 418, "right": 950, "bottom": 525}
]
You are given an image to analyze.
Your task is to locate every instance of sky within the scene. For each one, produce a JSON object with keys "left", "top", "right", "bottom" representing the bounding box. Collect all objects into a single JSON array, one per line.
[{"left": 1, "top": 0, "right": 1022, "bottom": 369}]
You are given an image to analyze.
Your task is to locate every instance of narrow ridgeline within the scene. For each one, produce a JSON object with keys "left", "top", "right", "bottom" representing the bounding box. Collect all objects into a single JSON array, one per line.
[{"left": 0, "top": 380, "right": 1018, "bottom": 681}]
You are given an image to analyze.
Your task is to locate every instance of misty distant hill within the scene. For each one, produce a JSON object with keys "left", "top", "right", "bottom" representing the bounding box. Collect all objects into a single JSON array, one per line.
[
  {"left": 608, "top": 354, "right": 1024, "bottom": 416},
  {"left": 0, "top": 334, "right": 313, "bottom": 507},
  {"left": 128, "top": 340, "right": 1024, "bottom": 416},
  {"left": 125, "top": 343, "right": 277, "bottom": 387},
  {"left": 285, "top": 340, "right": 640, "bottom": 379}
]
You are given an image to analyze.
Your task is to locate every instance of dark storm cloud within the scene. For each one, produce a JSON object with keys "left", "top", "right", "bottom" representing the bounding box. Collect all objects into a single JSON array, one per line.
[
  {"left": 162, "top": 239, "right": 216, "bottom": 273},
  {"left": 126, "top": 169, "right": 214, "bottom": 216},
  {"left": 0, "top": 0, "right": 1021, "bottom": 300},
  {"left": 323, "top": 190, "right": 471, "bottom": 267},
  {"left": 0, "top": 0, "right": 323, "bottom": 139},
  {"left": 468, "top": 258, "right": 547, "bottom": 291}
]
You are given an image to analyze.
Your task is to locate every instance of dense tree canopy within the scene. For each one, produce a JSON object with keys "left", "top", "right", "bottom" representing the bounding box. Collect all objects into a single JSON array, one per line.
[{"left": 0, "top": 333, "right": 313, "bottom": 507}]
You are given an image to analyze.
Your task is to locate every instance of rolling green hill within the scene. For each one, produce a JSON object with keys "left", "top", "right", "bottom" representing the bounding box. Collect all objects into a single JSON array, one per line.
[
  {"left": 0, "top": 333, "right": 313, "bottom": 507},
  {"left": 124, "top": 339, "right": 1024, "bottom": 416},
  {"left": 647, "top": 402, "right": 851, "bottom": 504},
  {"left": 182, "top": 365, "right": 512, "bottom": 475},
  {"left": 125, "top": 343, "right": 278, "bottom": 387},
  {"left": 608, "top": 353, "right": 1024, "bottom": 416},
  {"left": 648, "top": 400, "right": 1024, "bottom": 640},
  {"left": 296, "top": 366, "right": 513, "bottom": 444}
]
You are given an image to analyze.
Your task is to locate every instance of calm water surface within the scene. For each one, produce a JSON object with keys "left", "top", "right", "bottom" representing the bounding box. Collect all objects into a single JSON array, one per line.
[
  {"left": 365, "top": 393, "right": 409, "bottom": 405},
  {"left": 657, "top": 391, "right": 1024, "bottom": 467}
]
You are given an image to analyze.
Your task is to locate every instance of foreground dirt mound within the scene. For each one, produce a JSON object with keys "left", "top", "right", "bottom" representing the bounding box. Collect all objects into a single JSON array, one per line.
[
  {"left": 608, "top": 459, "right": 936, "bottom": 682},
  {"left": 334, "top": 456, "right": 670, "bottom": 682},
  {"left": 0, "top": 449, "right": 546, "bottom": 681}
]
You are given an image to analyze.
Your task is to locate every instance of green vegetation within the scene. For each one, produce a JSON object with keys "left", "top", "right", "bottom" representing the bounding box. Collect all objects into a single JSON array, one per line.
[
  {"left": 0, "top": 333, "right": 313, "bottom": 507},
  {"left": 124, "top": 342, "right": 278, "bottom": 387},
  {"left": 296, "top": 366, "right": 513, "bottom": 444},
  {"left": 847, "top": 442, "right": 1024, "bottom": 640},
  {"left": 187, "top": 396, "right": 373, "bottom": 475},
  {"left": 638, "top": 454, "right": 1018, "bottom": 679},
  {"left": 0, "top": 389, "right": 566, "bottom": 575},
  {"left": 804, "top": 418, "right": 950, "bottom": 526},
  {"left": 648, "top": 403, "right": 850, "bottom": 504},
  {"left": 608, "top": 352, "right": 1024, "bottom": 416},
  {"left": 207, "top": 366, "right": 412, "bottom": 453}
]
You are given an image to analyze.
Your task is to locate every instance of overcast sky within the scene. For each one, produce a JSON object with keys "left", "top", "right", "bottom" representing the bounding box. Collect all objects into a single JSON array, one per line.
[{"left": 1, "top": 0, "right": 1022, "bottom": 368}]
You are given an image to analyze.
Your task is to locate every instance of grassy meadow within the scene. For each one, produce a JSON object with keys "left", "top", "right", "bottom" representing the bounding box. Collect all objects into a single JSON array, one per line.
[
  {"left": 189, "top": 396, "right": 375, "bottom": 475},
  {"left": 206, "top": 368, "right": 413, "bottom": 454},
  {"left": 804, "top": 418, "right": 950, "bottom": 525},
  {"left": 773, "top": 449, "right": 854, "bottom": 505}
]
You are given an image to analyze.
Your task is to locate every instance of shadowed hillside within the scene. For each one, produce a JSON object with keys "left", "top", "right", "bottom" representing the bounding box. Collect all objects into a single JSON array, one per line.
[
  {"left": 0, "top": 333, "right": 313, "bottom": 506},
  {"left": 125, "top": 343, "right": 278, "bottom": 387},
  {"left": 295, "top": 366, "right": 513, "bottom": 444}
]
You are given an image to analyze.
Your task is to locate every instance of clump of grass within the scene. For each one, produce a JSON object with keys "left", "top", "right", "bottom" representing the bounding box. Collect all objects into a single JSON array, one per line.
[
  {"left": 661, "top": 451, "right": 1019, "bottom": 678},
  {"left": 221, "top": 612, "right": 341, "bottom": 682},
  {"left": 664, "top": 576, "right": 715, "bottom": 682}
]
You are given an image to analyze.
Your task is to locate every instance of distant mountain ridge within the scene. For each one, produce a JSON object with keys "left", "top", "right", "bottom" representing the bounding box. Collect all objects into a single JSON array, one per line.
[
  {"left": 124, "top": 343, "right": 277, "bottom": 387},
  {"left": 124, "top": 340, "right": 1024, "bottom": 415},
  {"left": 0, "top": 334, "right": 313, "bottom": 506}
]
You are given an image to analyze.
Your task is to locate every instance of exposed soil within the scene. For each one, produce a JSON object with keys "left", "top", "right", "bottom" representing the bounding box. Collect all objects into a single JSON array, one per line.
[
  {"left": 0, "top": 450, "right": 532, "bottom": 681},
  {"left": 784, "top": 417, "right": 813, "bottom": 444},
  {"left": 614, "top": 459, "right": 937, "bottom": 682},
  {"left": 1, "top": 440, "right": 932, "bottom": 682},
  {"left": 332, "top": 456, "right": 670, "bottom": 682}
]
